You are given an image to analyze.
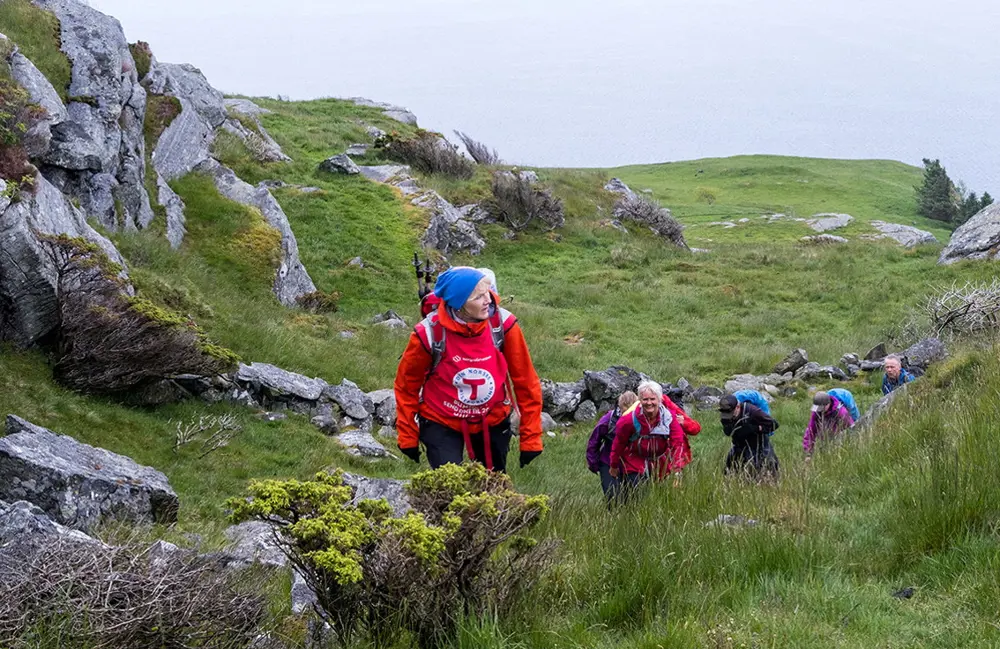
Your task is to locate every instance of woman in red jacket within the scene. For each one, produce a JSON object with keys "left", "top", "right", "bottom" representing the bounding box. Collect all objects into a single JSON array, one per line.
[
  {"left": 394, "top": 267, "right": 544, "bottom": 473},
  {"left": 609, "top": 381, "right": 686, "bottom": 497}
]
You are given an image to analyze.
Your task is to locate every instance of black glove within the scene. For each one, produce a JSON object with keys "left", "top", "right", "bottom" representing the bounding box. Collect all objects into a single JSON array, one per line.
[
  {"left": 399, "top": 446, "right": 420, "bottom": 463},
  {"left": 519, "top": 450, "right": 542, "bottom": 468}
]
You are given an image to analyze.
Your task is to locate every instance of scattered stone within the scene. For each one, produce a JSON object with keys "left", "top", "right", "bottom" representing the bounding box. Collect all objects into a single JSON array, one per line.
[
  {"left": 346, "top": 143, "right": 370, "bottom": 156},
  {"left": 371, "top": 310, "right": 406, "bottom": 325},
  {"left": 901, "top": 338, "right": 947, "bottom": 371},
  {"left": 774, "top": 348, "right": 809, "bottom": 375},
  {"left": 236, "top": 362, "right": 327, "bottom": 401},
  {"left": 604, "top": 177, "right": 635, "bottom": 198},
  {"left": 724, "top": 374, "right": 763, "bottom": 393},
  {"left": 583, "top": 366, "right": 649, "bottom": 409},
  {"left": 794, "top": 363, "right": 849, "bottom": 381},
  {"left": 738, "top": 218, "right": 750, "bottom": 223},
  {"left": 342, "top": 472, "right": 410, "bottom": 516},
  {"left": 860, "top": 359, "right": 885, "bottom": 372},
  {"left": 375, "top": 318, "right": 408, "bottom": 330},
  {"left": 801, "top": 234, "right": 849, "bottom": 244},
  {"left": 377, "top": 426, "right": 396, "bottom": 439},
  {"left": 870, "top": 221, "right": 937, "bottom": 247},
  {"left": 339, "top": 331, "right": 356, "bottom": 339},
  {"left": 336, "top": 431, "right": 392, "bottom": 458},
  {"left": 939, "top": 202, "right": 1000, "bottom": 264},
  {"left": 256, "top": 412, "right": 287, "bottom": 422},
  {"left": 704, "top": 514, "right": 758, "bottom": 529},
  {"left": 318, "top": 153, "right": 360, "bottom": 175},
  {"left": 865, "top": 343, "right": 888, "bottom": 361},
  {"left": 807, "top": 213, "right": 853, "bottom": 232},
  {"left": 299, "top": 186, "right": 322, "bottom": 194},
  {"left": 347, "top": 256, "right": 364, "bottom": 268},
  {"left": 540, "top": 412, "right": 559, "bottom": 432},
  {"left": 574, "top": 400, "right": 598, "bottom": 422},
  {"left": 892, "top": 586, "right": 916, "bottom": 600},
  {"left": 541, "top": 379, "right": 586, "bottom": 418},
  {"left": 706, "top": 221, "right": 737, "bottom": 228},
  {"left": 0, "top": 499, "right": 107, "bottom": 555},
  {"left": 310, "top": 403, "right": 340, "bottom": 435},
  {"left": 0, "top": 415, "right": 179, "bottom": 533},
  {"left": 322, "top": 379, "right": 375, "bottom": 420},
  {"left": 367, "top": 389, "right": 396, "bottom": 427},
  {"left": 365, "top": 125, "right": 386, "bottom": 141},
  {"left": 840, "top": 353, "right": 860, "bottom": 368}
]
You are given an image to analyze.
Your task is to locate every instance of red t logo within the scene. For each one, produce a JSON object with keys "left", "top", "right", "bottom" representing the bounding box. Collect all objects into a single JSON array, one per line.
[{"left": 463, "top": 377, "right": 487, "bottom": 400}]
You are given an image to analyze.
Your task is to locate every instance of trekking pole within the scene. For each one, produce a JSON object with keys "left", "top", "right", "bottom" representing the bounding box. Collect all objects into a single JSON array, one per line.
[{"left": 413, "top": 252, "right": 427, "bottom": 299}]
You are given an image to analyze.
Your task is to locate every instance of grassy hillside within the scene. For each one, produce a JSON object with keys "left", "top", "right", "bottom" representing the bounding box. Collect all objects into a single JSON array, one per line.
[{"left": 3, "top": 87, "right": 1000, "bottom": 647}]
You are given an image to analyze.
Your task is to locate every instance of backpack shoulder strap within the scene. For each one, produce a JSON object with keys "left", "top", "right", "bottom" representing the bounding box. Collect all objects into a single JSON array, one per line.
[
  {"left": 491, "top": 307, "right": 513, "bottom": 352},
  {"left": 417, "top": 314, "right": 446, "bottom": 372}
]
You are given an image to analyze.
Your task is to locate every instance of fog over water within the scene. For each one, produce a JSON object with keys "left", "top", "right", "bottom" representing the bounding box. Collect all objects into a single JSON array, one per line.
[{"left": 91, "top": 0, "right": 999, "bottom": 194}]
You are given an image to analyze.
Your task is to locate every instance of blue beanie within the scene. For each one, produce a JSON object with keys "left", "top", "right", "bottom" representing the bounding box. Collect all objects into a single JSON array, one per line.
[{"left": 434, "top": 267, "right": 486, "bottom": 310}]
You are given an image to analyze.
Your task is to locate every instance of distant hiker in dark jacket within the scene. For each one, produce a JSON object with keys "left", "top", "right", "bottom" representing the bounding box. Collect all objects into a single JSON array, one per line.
[
  {"left": 586, "top": 391, "right": 638, "bottom": 505},
  {"left": 718, "top": 394, "right": 780, "bottom": 481},
  {"left": 881, "top": 354, "right": 914, "bottom": 395},
  {"left": 803, "top": 391, "right": 854, "bottom": 454}
]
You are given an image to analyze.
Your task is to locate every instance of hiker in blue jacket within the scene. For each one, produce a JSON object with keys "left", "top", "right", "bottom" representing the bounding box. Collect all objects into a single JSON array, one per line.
[{"left": 881, "top": 355, "right": 914, "bottom": 395}]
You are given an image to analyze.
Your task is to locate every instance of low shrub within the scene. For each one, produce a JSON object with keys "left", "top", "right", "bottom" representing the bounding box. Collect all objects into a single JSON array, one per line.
[
  {"left": 297, "top": 289, "right": 340, "bottom": 314},
  {"left": 0, "top": 535, "right": 272, "bottom": 648},
  {"left": 612, "top": 192, "right": 689, "bottom": 249},
  {"left": 454, "top": 130, "right": 501, "bottom": 165},
  {"left": 229, "top": 464, "right": 555, "bottom": 648},
  {"left": 484, "top": 170, "right": 565, "bottom": 231},
  {"left": 143, "top": 92, "right": 182, "bottom": 152},
  {"left": 0, "top": 78, "right": 41, "bottom": 186},
  {"left": 129, "top": 40, "right": 152, "bottom": 82},
  {"left": 378, "top": 129, "right": 475, "bottom": 179},
  {"left": 37, "top": 233, "right": 238, "bottom": 395}
]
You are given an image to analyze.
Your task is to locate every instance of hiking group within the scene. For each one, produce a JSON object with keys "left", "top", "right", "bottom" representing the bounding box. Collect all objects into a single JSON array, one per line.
[{"left": 393, "top": 264, "right": 916, "bottom": 504}]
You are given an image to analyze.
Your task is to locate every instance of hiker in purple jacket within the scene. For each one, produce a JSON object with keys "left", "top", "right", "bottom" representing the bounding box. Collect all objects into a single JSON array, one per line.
[
  {"left": 586, "top": 391, "right": 638, "bottom": 504},
  {"left": 803, "top": 391, "right": 855, "bottom": 455}
]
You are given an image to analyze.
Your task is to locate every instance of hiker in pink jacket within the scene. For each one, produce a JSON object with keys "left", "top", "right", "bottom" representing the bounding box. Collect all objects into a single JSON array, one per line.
[{"left": 803, "top": 391, "right": 854, "bottom": 454}]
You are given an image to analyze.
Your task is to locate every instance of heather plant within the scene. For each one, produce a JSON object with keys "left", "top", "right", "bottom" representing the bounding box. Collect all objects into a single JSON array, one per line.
[{"left": 228, "top": 464, "right": 554, "bottom": 648}]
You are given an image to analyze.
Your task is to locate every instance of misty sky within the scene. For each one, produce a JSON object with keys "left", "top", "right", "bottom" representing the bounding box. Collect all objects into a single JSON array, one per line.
[{"left": 91, "top": 0, "right": 999, "bottom": 193}]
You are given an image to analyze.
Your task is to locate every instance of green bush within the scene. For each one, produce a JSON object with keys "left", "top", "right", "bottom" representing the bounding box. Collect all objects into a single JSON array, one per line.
[
  {"left": 229, "top": 464, "right": 554, "bottom": 648},
  {"left": 377, "top": 129, "right": 475, "bottom": 179},
  {"left": 129, "top": 40, "right": 152, "bottom": 81},
  {"left": 0, "top": 79, "right": 41, "bottom": 185}
]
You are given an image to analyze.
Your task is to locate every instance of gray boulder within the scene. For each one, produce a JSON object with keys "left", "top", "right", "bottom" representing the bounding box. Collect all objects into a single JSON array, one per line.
[
  {"left": 584, "top": 366, "right": 648, "bottom": 409},
  {"left": 574, "top": 400, "right": 598, "bottom": 422},
  {"left": 860, "top": 359, "right": 885, "bottom": 372},
  {"left": 319, "top": 154, "right": 360, "bottom": 175},
  {"left": 346, "top": 97, "right": 418, "bottom": 125},
  {"left": 310, "top": 403, "right": 340, "bottom": 435},
  {"left": 0, "top": 415, "right": 178, "bottom": 533},
  {"left": 34, "top": 0, "right": 154, "bottom": 231},
  {"left": 223, "top": 520, "right": 286, "bottom": 568},
  {"left": 156, "top": 172, "right": 187, "bottom": 248},
  {"left": 219, "top": 116, "right": 291, "bottom": 163},
  {"left": 540, "top": 412, "right": 559, "bottom": 432},
  {"left": 346, "top": 143, "right": 370, "bottom": 156},
  {"left": 236, "top": 362, "right": 327, "bottom": 401},
  {"left": 541, "top": 379, "right": 586, "bottom": 418},
  {"left": 223, "top": 98, "right": 271, "bottom": 116},
  {"left": 855, "top": 386, "right": 905, "bottom": 432},
  {"left": 147, "top": 61, "right": 223, "bottom": 181},
  {"left": 801, "top": 234, "right": 848, "bottom": 244},
  {"left": 902, "top": 338, "right": 947, "bottom": 371},
  {"left": 416, "top": 190, "right": 486, "bottom": 256},
  {"left": 794, "top": 363, "right": 849, "bottom": 381},
  {"left": 774, "top": 348, "right": 809, "bottom": 375},
  {"left": 0, "top": 499, "right": 107, "bottom": 555},
  {"left": 367, "top": 389, "right": 396, "bottom": 427},
  {"left": 724, "top": 373, "right": 763, "bottom": 393},
  {"left": 865, "top": 343, "right": 888, "bottom": 361},
  {"left": 322, "top": 379, "right": 375, "bottom": 420},
  {"left": 195, "top": 159, "right": 316, "bottom": 306},
  {"left": 870, "top": 221, "right": 937, "bottom": 247},
  {"left": 0, "top": 173, "right": 127, "bottom": 346},
  {"left": 939, "top": 202, "right": 1000, "bottom": 264},
  {"left": 342, "top": 472, "right": 410, "bottom": 516},
  {"left": 336, "top": 431, "right": 391, "bottom": 458},
  {"left": 807, "top": 213, "right": 853, "bottom": 232},
  {"left": 604, "top": 177, "right": 636, "bottom": 198}
]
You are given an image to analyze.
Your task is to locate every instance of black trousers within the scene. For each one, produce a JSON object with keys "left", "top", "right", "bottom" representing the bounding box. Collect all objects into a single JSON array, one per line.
[
  {"left": 419, "top": 416, "right": 514, "bottom": 473},
  {"left": 599, "top": 463, "right": 645, "bottom": 507},
  {"left": 724, "top": 440, "right": 780, "bottom": 481}
]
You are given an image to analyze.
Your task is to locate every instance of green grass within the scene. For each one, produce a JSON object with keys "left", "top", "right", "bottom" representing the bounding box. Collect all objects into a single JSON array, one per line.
[
  {"left": 0, "top": 0, "right": 71, "bottom": 101},
  {"left": 5, "top": 93, "right": 1000, "bottom": 646}
]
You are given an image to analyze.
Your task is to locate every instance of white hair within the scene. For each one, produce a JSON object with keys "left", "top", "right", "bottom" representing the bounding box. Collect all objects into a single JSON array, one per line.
[{"left": 636, "top": 380, "right": 663, "bottom": 400}]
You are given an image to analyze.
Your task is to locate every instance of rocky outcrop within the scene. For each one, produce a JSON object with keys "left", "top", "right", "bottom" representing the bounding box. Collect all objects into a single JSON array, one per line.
[
  {"left": 541, "top": 379, "right": 586, "bottom": 418},
  {"left": 0, "top": 499, "right": 108, "bottom": 556},
  {"left": 0, "top": 415, "right": 178, "bottom": 533},
  {"left": 939, "top": 202, "right": 1000, "bottom": 264},
  {"left": 236, "top": 362, "right": 327, "bottom": 402},
  {"left": 901, "top": 337, "right": 947, "bottom": 371},
  {"left": 807, "top": 213, "right": 853, "bottom": 232},
  {"left": 774, "top": 349, "right": 808, "bottom": 375},
  {"left": 801, "top": 234, "right": 848, "bottom": 244},
  {"left": 4, "top": 35, "right": 67, "bottom": 158},
  {"left": 604, "top": 177, "right": 636, "bottom": 198},
  {"left": 33, "top": 0, "right": 154, "bottom": 231},
  {"left": 584, "top": 366, "right": 650, "bottom": 411},
  {"left": 346, "top": 97, "right": 418, "bottom": 125},
  {"left": 195, "top": 159, "right": 316, "bottom": 306},
  {"left": 146, "top": 61, "right": 223, "bottom": 180},
  {"left": 359, "top": 165, "right": 485, "bottom": 257},
  {"left": 0, "top": 173, "right": 127, "bottom": 346},
  {"left": 342, "top": 472, "right": 410, "bottom": 516},
  {"left": 157, "top": 173, "right": 186, "bottom": 248},
  {"left": 854, "top": 386, "right": 905, "bottom": 431},
  {"left": 869, "top": 221, "right": 937, "bottom": 247},
  {"left": 220, "top": 98, "right": 290, "bottom": 163}
]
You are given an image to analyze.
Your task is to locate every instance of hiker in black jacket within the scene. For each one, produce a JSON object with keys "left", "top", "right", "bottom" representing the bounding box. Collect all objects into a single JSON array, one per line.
[{"left": 718, "top": 394, "right": 780, "bottom": 481}]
